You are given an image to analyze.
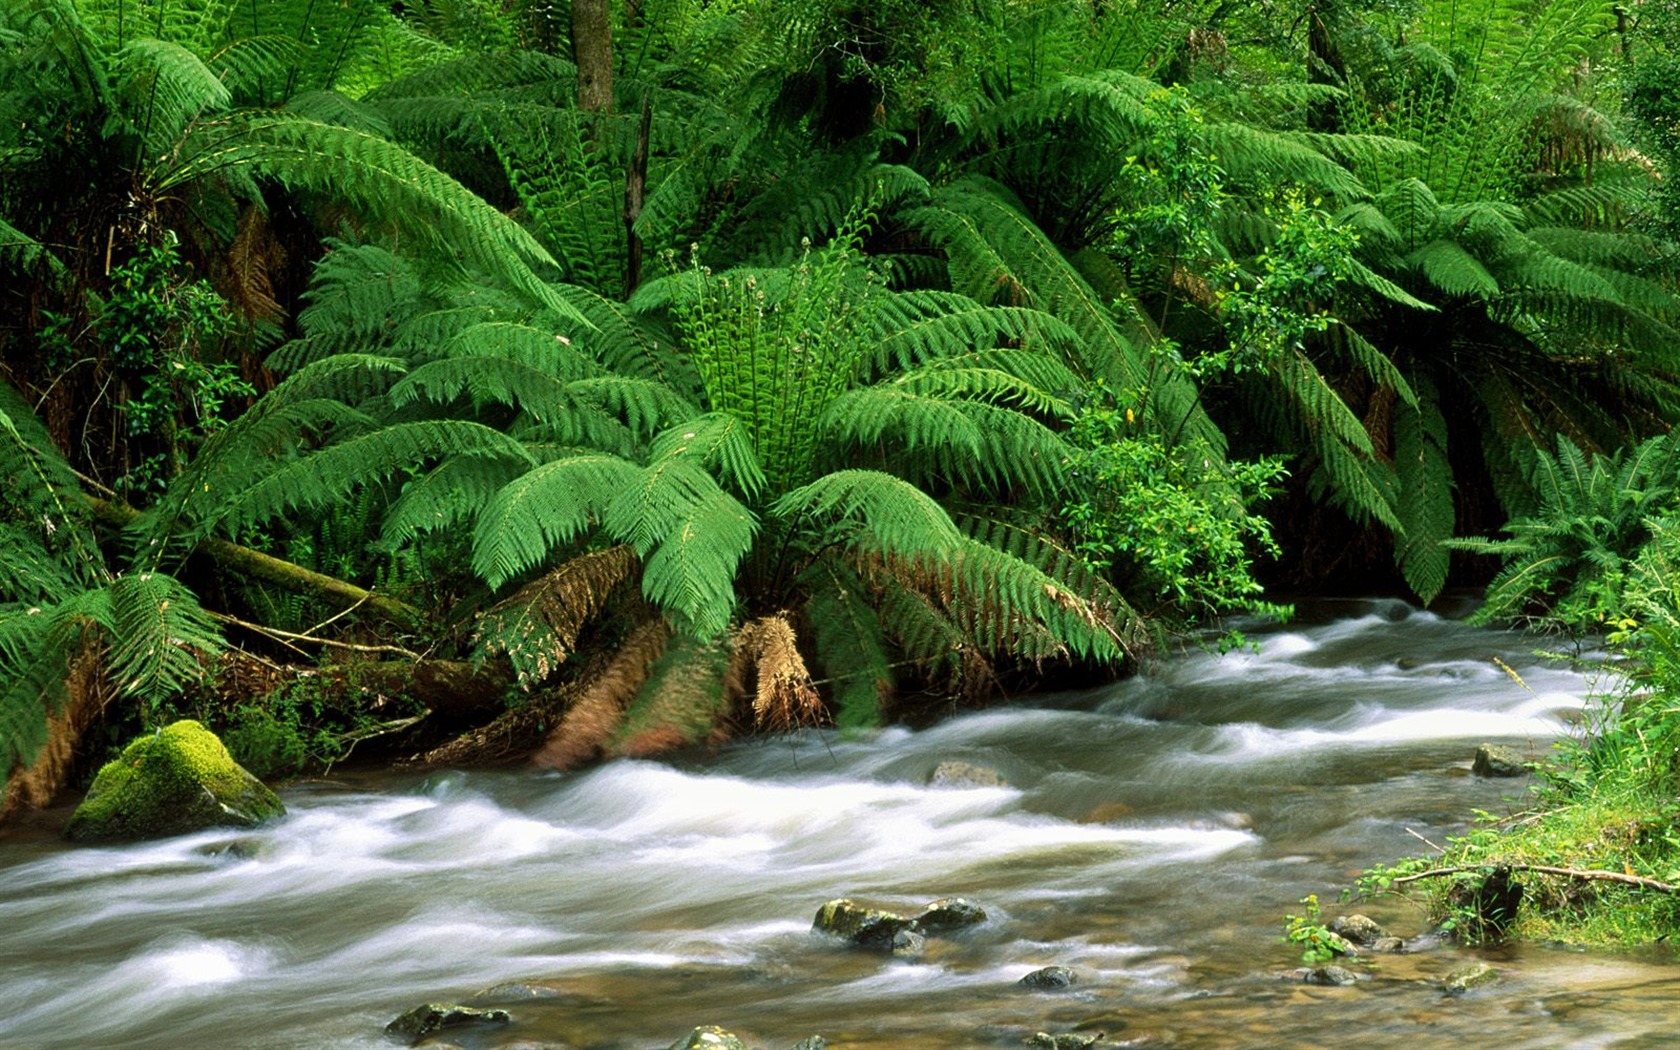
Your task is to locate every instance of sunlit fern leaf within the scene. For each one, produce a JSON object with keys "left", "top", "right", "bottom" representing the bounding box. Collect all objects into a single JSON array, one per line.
[
  {"left": 773, "top": 470, "right": 964, "bottom": 559},
  {"left": 217, "top": 419, "right": 536, "bottom": 537},
  {"left": 472, "top": 453, "right": 642, "bottom": 589},
  {"left": 864, "top": 294, "right": 1082, "bottom": 377},
  {"left": 475, "top": 545, "right": 638, "bottom": 688},
  {"left": 563, "top": 375, "right": 701, "bottom": 444},
  {"left": 105, "top": 572, "right": 224, "bottom": 708},
  {"left": 819, "top": 389, "right": 1073, "bottom": 501},
  {"left": 153, "top": 113, "right": 586, "bottom": 325},
  {"left": 381, "top": 450, "right": 534, "bottom": 551},
  {"left": 1393, "top": 374, "right": 1454, "bottom": 604},
  {"left": 553, "top": 284, "right": 696, "bottom": 393},
  {"left": 648, "top": 413, "right": 766, "bottom": 501},
  {"left": 802, "top": 559, "right": 894, "bottom": 729},
  {"left": 603, "top": 456, "right": 755, "bottom": 639}
]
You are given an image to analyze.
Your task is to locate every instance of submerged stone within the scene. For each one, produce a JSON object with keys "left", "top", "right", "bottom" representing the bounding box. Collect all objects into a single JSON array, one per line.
[
  {"left": 1472, "top": 744, "right": 1526, "bottom": 777},
  {"left": 1442, "top": 962, "right": 1500, "bottom": 995},
  {"left": 791, "top": 1036, "right": 828, "bottom": 1050},
  {"left": 1019, "top": 966, "right": 1076, "bottom": 990},
  {"left": 812, "top": 898, "right": 917, "bottom": 951},
  {"left": 669, "top": 1026, "right": 748, "bottom": 1050},
  {"left": 1027, "top": 1033, "right": 1103, "bottom": 1050},
  {"left": 384, "top": 1003, "right": 511, "bottom": 1044},
  {"left": 64, "top": 720, "right": 285, "bottom": 842},
  {"left": 1305, "top": 965, "right": 1359, "bottom": 986},
  {"left": 915, "top": 897, "right": 988, "bottom": 932},
  {"left": 927, "top": 761, "right": 1008, "bottom": 788}
]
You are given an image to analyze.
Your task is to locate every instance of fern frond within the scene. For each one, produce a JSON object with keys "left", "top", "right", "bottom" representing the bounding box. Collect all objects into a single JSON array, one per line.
[
  {"left": 1393, "top": 377, "right": 1454, "bottom": 603},
  {"left": 602, "top": 455, "right": 755, "bottom": 639},
  {"left": 773, "top": 469, "right": 964, "bottom": 559},
  {"left": 114, "top": 38, "right": 230, "bottom": 155},
  {"left": 472, "top": 453, "right": 642, "bottom": 589},
  {"left": 734, "top": 614, "right": 823, "bottom": 731},
  {"left": 105, "top": 571, "right": 223, "bottom": 706},
  {"left": 380, "top": 450, "right": 533, "bottom": 550},
  {"left": 609, "top": 631, "right": 734, "bottom": 757},
  {"left": 476, "top": 545, "right": 637, "bottom": 688},
  {"left": 531, "top": 617, "right": 670, "bottom": 770},
  {"left": 802, "top": 559, "right": 893, "bottom": 729},
  {"left": 647, "top": 412, "right": 766, "bottom": 500},
  {"left": 155, "top": 113, "right": 585, "bottom": 324},
  {"left": 218, "top": 419, "right": 535, "bottom": 536}
]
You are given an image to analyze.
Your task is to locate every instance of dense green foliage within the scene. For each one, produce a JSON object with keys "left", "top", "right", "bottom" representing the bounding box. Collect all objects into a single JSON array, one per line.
[{"left": 3, "top": 0, "right": 1679, "bottom": 797}]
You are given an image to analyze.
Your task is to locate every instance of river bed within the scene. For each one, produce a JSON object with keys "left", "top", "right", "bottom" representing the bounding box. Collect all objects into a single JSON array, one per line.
[{"left": 2, "top": 598, "right": 1674, "bottom": 1049}]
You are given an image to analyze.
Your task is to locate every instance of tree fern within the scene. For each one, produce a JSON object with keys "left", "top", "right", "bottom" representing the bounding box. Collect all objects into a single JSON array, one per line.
[
  {"left": 154, "top": 113, "right": 587, "bottom": 324},
  {"left": 1393, "top": 374, "right": 1455, "bottom": 603},
  {"left": 802, "top": 560, "right": 894, "bottom": 728}
]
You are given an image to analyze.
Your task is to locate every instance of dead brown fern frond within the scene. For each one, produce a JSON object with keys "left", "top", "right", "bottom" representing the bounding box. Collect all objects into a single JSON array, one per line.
[
  {"left": 479, "top": 545, "right": 639, "bottom": 689},
  {"left": 737, "top": 614, "right": 824, "bottom": 732},
  {"left": 226, "top": 204, "right": 284, "bottom": 323},
  {"left": 610, "top": 636, "right": 735, "bottom": 757},
  {"left": 530, "top": 617, "right": 670, "bottom": 770}
]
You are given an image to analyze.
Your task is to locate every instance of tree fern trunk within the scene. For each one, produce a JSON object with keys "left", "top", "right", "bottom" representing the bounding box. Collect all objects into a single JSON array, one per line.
[{"left": 572, "top": 0, "right": 614, "bottom": 113}]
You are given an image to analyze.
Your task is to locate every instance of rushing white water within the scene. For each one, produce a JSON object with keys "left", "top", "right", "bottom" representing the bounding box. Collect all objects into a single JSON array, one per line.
[{"left": 5, "top": 599, "right": 1674, "bottom": 1050}]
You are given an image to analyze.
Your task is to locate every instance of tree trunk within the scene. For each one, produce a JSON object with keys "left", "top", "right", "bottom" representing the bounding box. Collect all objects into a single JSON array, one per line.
[{"left": 572, "top": 0, "right": 614, "bottom": 114}]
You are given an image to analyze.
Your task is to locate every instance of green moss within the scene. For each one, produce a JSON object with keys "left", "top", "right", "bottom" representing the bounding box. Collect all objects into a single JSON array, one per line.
[
  {"left": 64, "top": 720, "right": 285, "bottom": 842},
  {"left": 1361, "top": 789, "right": 1680, "bottom": 948}
]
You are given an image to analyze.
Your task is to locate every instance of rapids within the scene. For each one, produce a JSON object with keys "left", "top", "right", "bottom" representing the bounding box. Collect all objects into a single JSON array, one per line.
[{"left": 3, "top": 599, "right": 1674, "bottom": 1049}]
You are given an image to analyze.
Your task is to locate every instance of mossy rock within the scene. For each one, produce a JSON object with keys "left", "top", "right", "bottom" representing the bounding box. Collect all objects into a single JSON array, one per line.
[{"left": 64, "top": 720, "right": 286, "bottom": 842}]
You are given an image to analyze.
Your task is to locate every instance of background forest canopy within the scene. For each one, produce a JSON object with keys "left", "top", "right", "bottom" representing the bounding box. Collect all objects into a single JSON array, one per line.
[{"left": 4, "top": 0, "right": 1680, "bottom": 809}]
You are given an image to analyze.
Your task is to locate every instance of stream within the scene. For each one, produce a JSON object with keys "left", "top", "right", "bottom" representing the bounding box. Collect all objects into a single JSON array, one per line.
[{"left": 3, "top": 598, "right": 1677, "bottom": 1049}]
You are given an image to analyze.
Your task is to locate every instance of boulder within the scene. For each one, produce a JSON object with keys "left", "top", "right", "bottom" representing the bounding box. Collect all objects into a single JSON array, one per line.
[
  {"left": 669, "top": 1027, "right": 748, "bottom": 1050},
  {"left": 812, "top": 899, "right": 919, "bottom": 952},
  {"left": 928, "top": 761, "right": 1007, "bottom": 788},
  {"left": 1472, "top": 744, "right": 1526, "bottom": 778},
  {"left": 1442, "top": 962, "right": 1499, "bottom": 995},
  {"left": 1327, "top": 914, "right": 1389, "bottom": 947},
  {"left": 64, "top": 721, "right": 285, "bottom": 842},
  {"left": 915, "top": 897, "right": 988, "bottom": 932},
  {"left": 1305, "top": 965, "right": 1359, "bottom": 986},
  {"left": 1370, "top": 936, "right": 1406, "bottom": 953},
  {"left": 791, "top": 1038, "right": 828, "bottom": 1050},
  {"left": 1018, "top": 966, "right": 1076, "bottom": 991},
  {"left": 384, "top": 1003, "right": 511, "bottom": 1045}
]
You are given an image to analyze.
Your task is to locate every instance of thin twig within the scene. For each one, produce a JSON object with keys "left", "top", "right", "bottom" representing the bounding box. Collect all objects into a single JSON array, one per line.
[
  {"left": 1391, "top": 863, "right": 1680, "bottom": 894},
  {"left": 211, "top": 610, "right": 422, "bottom": 659},
  {"left": 1405, "top": 827, "right": 1447, "bottom": 854}
]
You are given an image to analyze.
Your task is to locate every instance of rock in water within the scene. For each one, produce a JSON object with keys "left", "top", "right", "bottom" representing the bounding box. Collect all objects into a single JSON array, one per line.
[
  {"left": 669, "top": 1026, "right": 749, "bottom": 1050},
  {"left": 1019, "top": 966, "right": 1076, "bottom": 990},
  {"left": 384, "top": 1003, "right": 511, "bottom": 1045},
  {"left": 1305, "top": 965, "right": 1359, "bottom": 986},
  {"left": 1327, "top": 914, "right": 1390, "bottom": 947},
  {"left": 812, "top": 899, "right": 918, "bottom": 951},
  {"left": 927, "top": 761, "right": 1007, "bottom": 788},
  {"left": 1472, "top": 744, "right": 1526, "bottom": 777},
  {"left": 1028, "top": 1033, "right": 1104, "bottom": 1050},
  {"left": 915, "top": 897, "right": 988, "bottom": 932},
  {"left": 1442, "top": 962, "right": 1499, "bottom": 995},
  {"left": 791, "top": 1037, "right": 828, "bottom": 1050},
  {"left": 64, "top": 720, "right": 285, "bottom": 842}
]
